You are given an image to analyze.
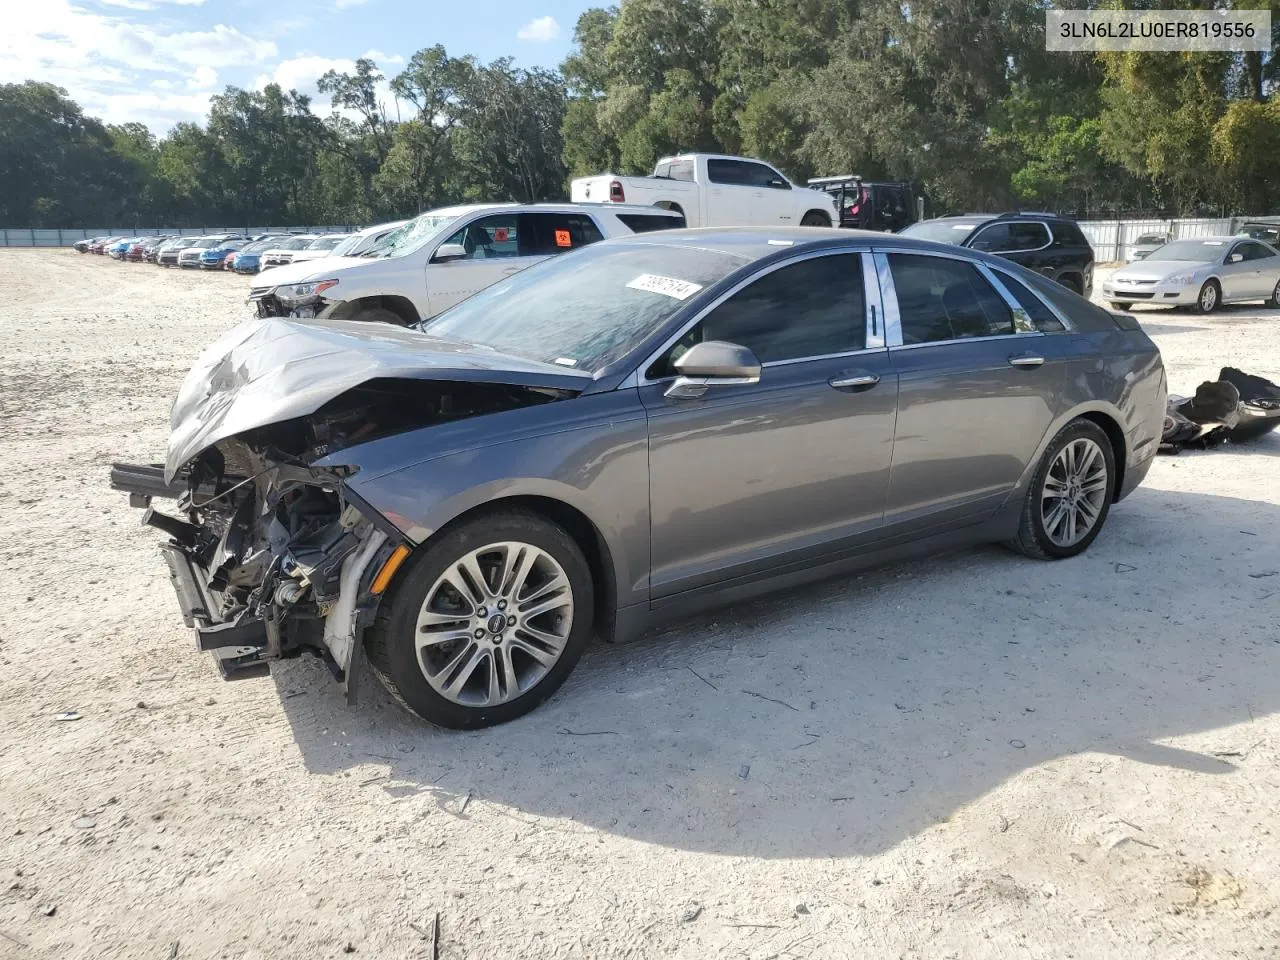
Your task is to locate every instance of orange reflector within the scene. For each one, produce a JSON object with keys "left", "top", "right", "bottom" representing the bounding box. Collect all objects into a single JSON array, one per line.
[{"left": 371, "top": 545, "right": 411, "bottom": 595}]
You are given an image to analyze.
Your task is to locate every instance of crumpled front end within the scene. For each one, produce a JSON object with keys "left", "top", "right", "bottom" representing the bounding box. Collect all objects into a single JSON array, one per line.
[{"left": 111, "top": 437, "right": 400, "bottom": 686}]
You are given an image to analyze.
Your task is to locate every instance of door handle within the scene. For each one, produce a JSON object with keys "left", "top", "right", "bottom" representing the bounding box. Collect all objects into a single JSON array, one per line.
[
  {"left": 829, "top": 372, "right": 880, "bottom": 390},
  {"left": 1008, "top": 354, "right": 1045, "bottom": 368}
]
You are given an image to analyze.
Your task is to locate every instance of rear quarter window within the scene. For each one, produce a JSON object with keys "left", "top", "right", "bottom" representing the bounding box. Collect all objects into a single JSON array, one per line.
[
  {"left": 617, "top": 213, "right": 685, "bottom": 233},
  {"left": 1024, "top": 270, "right": 1115, "bottom": 332}
]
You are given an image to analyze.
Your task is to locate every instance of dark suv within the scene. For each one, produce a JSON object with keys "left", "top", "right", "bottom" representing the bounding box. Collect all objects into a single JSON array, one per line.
[{"left": 899, "top": 212, "right": 1094, "bottom": 298}]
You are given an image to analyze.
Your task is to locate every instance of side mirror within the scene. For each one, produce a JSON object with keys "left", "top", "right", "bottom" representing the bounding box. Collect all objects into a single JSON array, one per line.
[
  {"left": 432, "top": 242, "right": 467, "bottom": 263},
  {"left": 665, "top": 341, "right": 761, "bottom": 399},
  {"left": 1228, "top": 252, "right": 1244, "bottom": 263}
]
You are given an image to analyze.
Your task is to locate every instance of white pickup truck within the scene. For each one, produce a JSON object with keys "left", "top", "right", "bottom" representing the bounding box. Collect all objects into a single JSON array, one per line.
[{"left": 570, "top": 154, "right": 840, "bottom": 229}]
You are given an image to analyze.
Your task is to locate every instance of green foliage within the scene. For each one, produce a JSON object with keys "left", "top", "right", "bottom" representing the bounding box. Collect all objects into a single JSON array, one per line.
[{"left": 1, "top": 2, "right": 1278, "bottom": 227}]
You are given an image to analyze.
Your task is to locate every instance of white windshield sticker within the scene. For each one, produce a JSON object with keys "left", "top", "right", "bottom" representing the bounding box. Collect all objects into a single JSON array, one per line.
[
  {"left": 767, "top": 239, "right": 794, "bottom": 246},
  {"left": 953, "top": 224, "right": 974, "bottom": 230},
  {"left": 1202, "top": 240, "right": 1224, "bottom": 245},
  {"left": 553, "top": 357, "right": 578, "bottom": 367},
  {"left": 626, "top": 273, "right": 703, "bottom": 301}
]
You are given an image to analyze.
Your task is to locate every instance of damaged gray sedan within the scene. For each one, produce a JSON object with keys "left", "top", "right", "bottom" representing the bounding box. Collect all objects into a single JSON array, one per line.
[{"left": 113, "top": 228, "right": 1167, "bottom": 729}]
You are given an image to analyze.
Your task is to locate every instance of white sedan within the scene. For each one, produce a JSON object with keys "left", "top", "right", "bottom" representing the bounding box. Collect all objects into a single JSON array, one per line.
[{"left": 1103, "top": 236, "right": 1280, "bottom": 313}]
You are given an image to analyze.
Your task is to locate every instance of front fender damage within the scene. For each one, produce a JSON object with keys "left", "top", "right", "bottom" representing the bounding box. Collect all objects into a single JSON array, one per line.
[{"left": 114, "top": 374, "right": 572, "bottom": 694}]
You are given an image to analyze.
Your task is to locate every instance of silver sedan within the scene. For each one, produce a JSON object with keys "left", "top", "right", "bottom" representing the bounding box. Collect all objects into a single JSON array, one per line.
[{"left": 1103, "top": 236, "right": 1280, "bottom": 313}]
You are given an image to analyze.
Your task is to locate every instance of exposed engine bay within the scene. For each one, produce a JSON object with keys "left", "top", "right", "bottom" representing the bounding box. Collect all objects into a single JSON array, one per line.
[{"left": 112, "top": 377, "right": 568, "bottom": 685}]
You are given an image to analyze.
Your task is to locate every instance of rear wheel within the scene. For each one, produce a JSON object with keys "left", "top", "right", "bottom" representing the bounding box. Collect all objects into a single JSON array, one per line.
[
  {"left": 365, "top": 509, "right": 594, "bottom": 729},
  {"left": 801, "top": 211, "right": 831, "bottom": 227},
  {"left": 1196, "top": 279, "right": 1220, "bottom": 313},
  {"left": 1008, "top": 418, "right": 1115, "bottom": 560}
]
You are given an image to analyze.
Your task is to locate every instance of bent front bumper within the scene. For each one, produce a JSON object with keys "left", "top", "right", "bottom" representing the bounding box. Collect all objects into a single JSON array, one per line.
[
  {"left": 112, "top": 462, "right": 396, "bottom": 691},
  {"left": 1102, "top": 278, "right": 1197, "bottom": 305}
]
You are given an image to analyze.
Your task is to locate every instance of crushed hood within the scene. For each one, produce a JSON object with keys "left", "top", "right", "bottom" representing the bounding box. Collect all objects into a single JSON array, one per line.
[{"left": 165, "top": 317, "right": 591, "bottom": 483}]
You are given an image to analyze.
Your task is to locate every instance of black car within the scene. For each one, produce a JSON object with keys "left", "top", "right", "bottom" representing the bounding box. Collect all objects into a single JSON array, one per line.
[
  {"left": 808, "top": 176, "right": 916, "bottom": 232},
  {"left": 899, "top": 212, "right": 1094, "bottom": 298}
]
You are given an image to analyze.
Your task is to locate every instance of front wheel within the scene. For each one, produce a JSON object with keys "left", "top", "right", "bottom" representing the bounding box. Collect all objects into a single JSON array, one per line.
[
  {"left": 1196, "top": 279, "right": 1220, "bottom": 313},
  {"left": 365, "top": 509, "right": 594, "bottom": 729},
  {"left": 1008, "top": 418, "right": 1115, "bottom": 560}
]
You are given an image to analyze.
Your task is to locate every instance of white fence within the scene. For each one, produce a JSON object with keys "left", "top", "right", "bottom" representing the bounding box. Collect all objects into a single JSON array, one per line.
[
  {"left": 1078, "top": 218, "right": 1246, "bottom": 262},
  {"left": 0, "top": 226, "right": 357, "bottom": 248}
]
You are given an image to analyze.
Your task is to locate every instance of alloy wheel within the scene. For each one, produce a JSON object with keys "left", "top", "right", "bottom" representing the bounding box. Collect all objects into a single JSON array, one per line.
[
  {"left": 414, "top": 541, "right": 574, "bottom": 707},
  {"left": 1040, "top": 438, "right": 1109, "bottom": 548},
  {"left": 1199, "top": 283, "right": 1218, "bottom": 312}
]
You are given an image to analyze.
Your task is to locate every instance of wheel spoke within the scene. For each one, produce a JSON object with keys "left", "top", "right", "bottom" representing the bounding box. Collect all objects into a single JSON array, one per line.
[
  {"left": 440, "top": 645, "right": 488, "bottom": 699},
  {"left": 504, "top": 546, "right": 540, "bottom": 601},
  {"left": 415, "top": 627, "right": 473, "bottom": 652},
  {"left": 1064, "top": 504, "right": 1078, "bottom": 543},
  {"left": 1042, "top": 475, "right": 1067, "bottom": 499},
  {"left": 419, "top": 609, "right": 470, "bottom": 627},
  {"left": 437, "top": 569, "right": 481, "bottom": 612},
  {"left": 510, "top": 632, "right": 563, "bottom": 668},
  {"left": 1073, "top": 442, "right": 1097, "bottom": 479},
  {"left": 1077, "top": 496, "right": 1101, "bottom": 525},
  {"left": 519, "top": 590, "right": 572, "bottom": 621},
  {"left": 457, "top": 553, "right": 493, "bottom": 603}
]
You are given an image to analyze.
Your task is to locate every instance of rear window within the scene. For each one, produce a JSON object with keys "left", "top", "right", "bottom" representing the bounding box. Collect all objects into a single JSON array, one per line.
[
  {"left": 1050, "top": 221, "right": 1090, "bottom": 249},
  {"left": 617, "top": 213, "right": 685, "bottom": 233},
  {"left": 654, "top": 159, "right": 695, "bottom": 182},
  {"left": 898, "top": 219, "right": 986, "bottom": 245},
  {"left": 993, "top": 270, "right": 1066, "bottom": 332},
  {"left": 1023, "top": 271, "right": 1115, "bottom": 332}
]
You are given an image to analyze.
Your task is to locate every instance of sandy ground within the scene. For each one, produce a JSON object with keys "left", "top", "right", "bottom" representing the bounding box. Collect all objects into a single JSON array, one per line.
[{"left": 0, "top": 250, "right": 1277, "bottom": 960}]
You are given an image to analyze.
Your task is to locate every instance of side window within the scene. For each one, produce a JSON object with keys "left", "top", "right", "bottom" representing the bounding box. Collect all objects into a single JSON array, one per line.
[
  {"left": 994, "top": 271, "right": 1066, "bottom": 332},
  {"left": 669, "top": 159, "right": 695, "bottom": 182},
  {"left": 888, "top": 253, "right": 1015, "bottom": 344},
  {"left": 707, "top": 158, "right": 749, "bottom": 186},
  {"left": 439, "top": 214, "right": 520, "bottom": 260},
  {"left": 520, "top": 213, "right": 604, "bottom": 256},
  {"left": 1242, "top": 241, "right": 1276, "bottom": 261},
  {"left": 649, "top": 254, "right": 866, "bottom": 377},
  {"left": 969, "top": 223, "right": 1013, "bottom": 252},
  {"left": 1009, "top": 222, "right": 1050, "bottom": 250},
  {"left": 616, "top": 213, "right": 683, "bottom": 234},
  {"left": 745, "top": 162, "right": 790, "bottom": 189}
]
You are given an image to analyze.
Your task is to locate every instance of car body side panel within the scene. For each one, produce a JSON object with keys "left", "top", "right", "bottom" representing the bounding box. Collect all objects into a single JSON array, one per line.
[{"left": 340, "top": 390, "right": 652, "bottom": 607}]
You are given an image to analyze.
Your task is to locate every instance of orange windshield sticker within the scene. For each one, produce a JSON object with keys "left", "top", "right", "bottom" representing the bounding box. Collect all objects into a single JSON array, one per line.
[{"left": 555, "top": 229, "right": 572, "bottom": 247}]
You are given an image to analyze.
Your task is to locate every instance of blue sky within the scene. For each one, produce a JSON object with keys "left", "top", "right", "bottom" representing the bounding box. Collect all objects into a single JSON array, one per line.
[{"left": 2, "top": 0, "right": 597, "bottom": 133}]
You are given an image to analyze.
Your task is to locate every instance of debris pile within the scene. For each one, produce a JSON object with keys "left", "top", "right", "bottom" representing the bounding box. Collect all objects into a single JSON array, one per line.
[{"left": 1160, "top": 367, "right": 1280, "bottom": 453}]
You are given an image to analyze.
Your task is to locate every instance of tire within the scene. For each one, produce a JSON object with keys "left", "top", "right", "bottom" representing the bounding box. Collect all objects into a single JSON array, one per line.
[
  {"left": 1196, "top": 279, "right": 1220, "bottom": 313},
  {"left": 800, "top": 211, "right": 831, "bottom": 227},
  {"left": 1007, "top": 418, "right": 1116, "bottom": 561},
  {"left": 1109, "top": 302, "right": 1133, "bottom": 312},
  {"left": 1268, "top": 278, "right": 1280, "bottom": 308},
  {"left": 350, "top": 306, "right": 407, "bottom": 325},
  {"left": 365, "top": 508, "right": 595, "bottom": 729}
]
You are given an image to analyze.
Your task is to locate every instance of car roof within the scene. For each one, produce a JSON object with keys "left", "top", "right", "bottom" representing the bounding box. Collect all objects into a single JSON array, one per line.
[
  {"left": 418, "top": 202, "right": 685, "bottom": 219},
  {"left": 606, "top": 225, "right": 970, "bottom": 260}
]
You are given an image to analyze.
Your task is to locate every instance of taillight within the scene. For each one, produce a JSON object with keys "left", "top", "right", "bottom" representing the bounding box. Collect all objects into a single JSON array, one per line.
[{"left": 609, "top": 180, "right": 625, "bottom": 203}]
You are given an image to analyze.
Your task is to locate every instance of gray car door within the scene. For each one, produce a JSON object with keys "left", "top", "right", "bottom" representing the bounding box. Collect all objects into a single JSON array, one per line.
[
  {"left": 637, "top": 250, "right": 898, "bottom": 599},
  {"left": 875, "top": 249, "right": 1069, "bottom": 532},
  {"left": 1240, "top": 241, "right": 1280, "bottom": 299},
  {"left": 1219, "top": 241, "right": 1258, "bottom": 301}
]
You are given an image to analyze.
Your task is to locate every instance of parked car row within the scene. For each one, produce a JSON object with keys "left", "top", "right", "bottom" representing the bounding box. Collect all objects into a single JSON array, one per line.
[{"left": 74, "top": 230, "right": 371, "bottom": 275}]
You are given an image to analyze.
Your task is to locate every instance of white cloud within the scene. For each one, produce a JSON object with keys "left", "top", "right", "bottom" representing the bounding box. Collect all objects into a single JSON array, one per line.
[
  {"left": 516, "top": 15, "right": 560, "bottom": 42},
  {"left": 187, "top": 65, "right": 217, "bottom": 90},
  {"left": 256, "top": 54, "right": 398, "bottom": 120},
  {"left": 0, "top": 0, "right": 277, "bottom": 131},
  {"left": 362, "top": 48, "right": 403, "bottom": 66},
  {"left": 334, "top": 0, "right": 368, "bottom": 7}
]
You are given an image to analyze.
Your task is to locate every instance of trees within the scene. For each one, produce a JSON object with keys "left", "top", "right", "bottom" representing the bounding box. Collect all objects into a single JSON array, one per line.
[{"left": 2, "top": 3, "right": 1278, "bottom": 227}]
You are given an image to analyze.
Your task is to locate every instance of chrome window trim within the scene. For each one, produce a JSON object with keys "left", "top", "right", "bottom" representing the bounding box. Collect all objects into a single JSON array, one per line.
[
  {"left": 872, "top": 246, "right": 1047, "bottom": 350},
  {"left": 968, "top": 219, "right": 1053, "bottom": 255},
  {"left": 986, "top": 265, "right": 1077, "bottom": 332},
  {"left": 975, "top": 263, "right": 1037, "bottom": 333},
  {"left": 631, "top": 246, "right": 876, "bottom": 386}
]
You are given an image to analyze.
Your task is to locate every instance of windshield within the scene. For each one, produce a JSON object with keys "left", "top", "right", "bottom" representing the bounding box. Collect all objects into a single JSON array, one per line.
[
  {"left": 376, "top": 212, "right": 463, "bottom": 259},
  {"left": 191, "top": 238, "right": 222, "bottom": 249},
  {"left": 274, "top": 237, "right": 314, "bottom": 250},
  {"left": 329, "top": 233, "right": 364, "bottom": 257},
  {"left": 421, "top": 242, "right": 747, "bottom": 373},
  {"left": 898, "top": 219, "right": 986, "bottom": 245},
  {"left": 240, "top": 239, "right": 275, "bottom": 254},
  {"left": 306, "top": 236, "right": 347, "bottom": 251},
  {"left": 1144, "top": 239, "right": 1226, "bottom": 262}
]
